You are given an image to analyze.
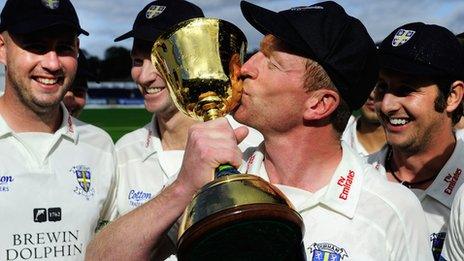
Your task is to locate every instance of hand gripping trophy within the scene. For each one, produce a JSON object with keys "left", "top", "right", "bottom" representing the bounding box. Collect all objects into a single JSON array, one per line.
[{"left": 152, "top": 18, "right": 306, "bottom": 260}]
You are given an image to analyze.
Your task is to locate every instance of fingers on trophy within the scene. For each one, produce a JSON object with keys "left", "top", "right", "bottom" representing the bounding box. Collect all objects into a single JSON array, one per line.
[{"left": 152, "top": 18, "right": 306, "bottom": 260}]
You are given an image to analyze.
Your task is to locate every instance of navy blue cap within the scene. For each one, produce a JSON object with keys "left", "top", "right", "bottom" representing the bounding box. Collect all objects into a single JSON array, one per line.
[
  {"left": 379, "top": 22, "right": 464, "bottom": 80},
  {"left": 114, "top": 0, "right": 204, "bottom": 42},
  {"left": 240, "top": 1, "right": 379, "bottom": 111},
  {"left": 0, "top": 0, "right": 88, "bottom": 36}
]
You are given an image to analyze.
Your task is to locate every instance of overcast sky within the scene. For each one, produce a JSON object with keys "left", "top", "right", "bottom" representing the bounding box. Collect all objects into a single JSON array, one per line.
[{"left": 1, "top": 0, "right": 464, "bottom": 58}]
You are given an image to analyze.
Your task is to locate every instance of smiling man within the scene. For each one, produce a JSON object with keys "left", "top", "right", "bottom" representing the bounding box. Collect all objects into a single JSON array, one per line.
[
  {"left": 0, "top": 0, "right": 117, "bottom": 260},
  {"left": 371, "top": 22, "right": 464, "bottom": 260},
  {"left": 342, "top": 89, "right": 387, "bottom": 160}
]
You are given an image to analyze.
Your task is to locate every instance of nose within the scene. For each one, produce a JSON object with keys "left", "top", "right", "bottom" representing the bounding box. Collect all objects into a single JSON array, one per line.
[
  {"left": 41, "top": 51, "right": 61, "bottom": 72},
  {"left": 240, "top": 52, "right": 261, "bottom": 80},
  {"left": 138, "top": 59, "right": 159, "bottom": 86},
  {"left": 379, "top": 92, "right": 401, "bottom": 115}
]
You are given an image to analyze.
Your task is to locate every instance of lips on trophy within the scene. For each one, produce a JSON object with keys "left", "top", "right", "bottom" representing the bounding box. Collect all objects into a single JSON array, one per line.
[{"left": 152, "top": 18, "right": 306, "bottom": 261}]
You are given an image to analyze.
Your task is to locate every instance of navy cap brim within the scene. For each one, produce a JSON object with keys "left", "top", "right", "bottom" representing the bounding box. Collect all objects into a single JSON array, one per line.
[
  {"left": 240, "top": 1, "right": 310, "bottom": 57},
  {"left": 115, "top": 26, "right": 164, "bottom": 43},
  {"left": 114, "top": 30, "right": 133, "bottom": 42}
]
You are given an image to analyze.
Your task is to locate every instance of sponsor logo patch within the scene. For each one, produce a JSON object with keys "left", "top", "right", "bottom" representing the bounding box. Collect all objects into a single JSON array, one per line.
[
  {"left": 309, "top": 243, "right": 348, "bottom": 261},
  {"left": 146, "top": 5, "right": 166, "bottom": 19},
  {"left": 128, "top": 190, "right": 153, "bottom": 207},
  {"left": 70, "top": 165, "right": 95, "bottom": 200},
  {"left": 33, "top": 208, "right": 62, "bottom": 223},
  {"left": 392, "top": 29, "right": 415, "bottom": 47},
  {"left": 337, "top": 170, "right": 355, "bottom": 200},
  {"left": 444, "top": 168, "right": 461, "bottom": 195},
  {"left": 0, "top": 175, "right": 14, "bottom": 192}
]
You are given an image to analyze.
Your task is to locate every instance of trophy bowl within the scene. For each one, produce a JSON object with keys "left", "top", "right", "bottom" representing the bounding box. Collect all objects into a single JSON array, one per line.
[{"left": 152, "top": 18, "right": 305, "bottom": 260}]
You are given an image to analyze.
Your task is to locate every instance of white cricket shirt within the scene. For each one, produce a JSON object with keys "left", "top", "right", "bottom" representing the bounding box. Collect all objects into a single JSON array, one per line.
[
  {"left": 441, "top": 184, "right": 464, "bottom": 261},
  {"left": 111, "top": 114, "right": 263, "bottom": 260},
  {"left": 112, "top": 114, "right": 263, "bottom": 218},
  {"left": 0, "top": 105, "right": 117, "bottom": 261},
  {"left": 238, "top": 143, "right": 433, "bottom": 261},
  {"left": 368, "top": 139, "right": 464, "bottom": 260},
  {"left": 341, "top": 115, "right": 386, "bottom": 161}
]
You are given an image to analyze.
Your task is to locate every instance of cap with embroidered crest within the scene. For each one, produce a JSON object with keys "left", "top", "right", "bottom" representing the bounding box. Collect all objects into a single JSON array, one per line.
[
  {"left": 240, "top": 0, "right": 378, "bottom": 111},
  {"left": 0, "top": 0, "right": 88, "bottom": 36},
  {"left": 114, "top": 0, "right": 204, "bottom": 42},
  {"left": 379, "top": 22, "right": 464, "bottom": 80}
]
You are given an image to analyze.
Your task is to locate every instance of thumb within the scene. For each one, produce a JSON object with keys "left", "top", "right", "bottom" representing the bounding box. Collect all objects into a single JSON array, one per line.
[{"left": 234, "top": 126, "right": 249, "bottom": 144}]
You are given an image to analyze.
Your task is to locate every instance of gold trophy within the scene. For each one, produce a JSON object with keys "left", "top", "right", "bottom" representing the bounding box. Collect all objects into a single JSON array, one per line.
[{"left": 152, "top": 18, "right": 305, "bottom": 260}]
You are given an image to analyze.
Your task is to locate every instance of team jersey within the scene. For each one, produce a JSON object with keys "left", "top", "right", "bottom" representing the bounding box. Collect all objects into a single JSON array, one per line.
[
  {"left": 112, "top": 114, "right": 263, "bottom": 218},
  {"left": 111, "top": 114, "right": 263, "bottom": 260},
  {"left": 238, "top": 143, "right": 433, "bottom": 261},
  {"left": 341, "top": 115, "right": 386, "bottom": 160},
  {"left": 367, "top": 139, "right": 464, "bottom": 260},
  {"left": 0, "top": 104, "right": 117, "bottom": 261},
  {"left": 441, "top": 184, "right": 464, "bottom": 261}
]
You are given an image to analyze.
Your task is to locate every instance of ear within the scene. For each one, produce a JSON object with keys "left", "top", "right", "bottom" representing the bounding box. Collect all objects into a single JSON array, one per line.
[
  {"left": 445, "top": 80, "right": 464, "bottom": 113},
  {"left": 303, "top": 89, "right": 340, "bottom": 120},
  {"left": 0, "top": 33, "right": 7, "bottom": 65}
]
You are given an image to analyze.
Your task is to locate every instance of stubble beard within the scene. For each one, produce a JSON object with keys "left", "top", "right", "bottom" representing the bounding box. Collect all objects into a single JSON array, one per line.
[{"left": 9, "top": 73, "right": 67, "bottom": 121}]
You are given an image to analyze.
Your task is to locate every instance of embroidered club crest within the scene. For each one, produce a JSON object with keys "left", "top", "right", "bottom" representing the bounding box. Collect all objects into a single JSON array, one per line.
[
  {"left": 392, "top": 29, "right": 415, "bottom": 47},
  {"left": 430, "top": 232, "right": 446, "bottom": 260},
  {"left": 41, "top": 0, "right": 60, "bottom": 10},
  {"left": 70, "top": 165, "right": 95, "bottom": 200},
  {"left": 146, "top": 5, "right": 166, "bottom": 19},
  {"left": 309, "top": 243, "right": 349, "bottom": 261}
]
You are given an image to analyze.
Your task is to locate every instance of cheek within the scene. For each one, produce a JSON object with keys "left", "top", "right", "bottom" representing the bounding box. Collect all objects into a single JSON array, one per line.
[{"left": 62, "top": 57, "right": 78, "bottom": 75}]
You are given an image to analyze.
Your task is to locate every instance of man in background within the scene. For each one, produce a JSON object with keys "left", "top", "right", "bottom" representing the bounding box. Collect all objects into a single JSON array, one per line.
[
  {"left": 63, "top": 49, "right": 96, "bottom": 118},
  {"left": 342, "top": 89, "right": 386, "bottom": 160},
  {"left": 373, "top": 22, "right": 464, "bottom": 259}
]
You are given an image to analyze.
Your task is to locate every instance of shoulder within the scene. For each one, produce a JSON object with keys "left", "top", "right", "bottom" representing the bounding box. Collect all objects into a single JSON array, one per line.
[
  {"left": 360, "top": 167, "right": 423, "bottom": 219},
  {"left": 74, "top": 118, "right": 114, "bottom": 153},
  {"left": 115, "top": 123, "right": 151, "bottom": 151}
]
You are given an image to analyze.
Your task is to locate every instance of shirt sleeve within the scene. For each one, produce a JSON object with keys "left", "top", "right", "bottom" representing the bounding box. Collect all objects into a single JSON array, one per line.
[
  {"left": 95, "top": 148, "right": 119, "bottom": 232},
  {"left": 441, "top": 185, "right": 464, "bottom": 260}
]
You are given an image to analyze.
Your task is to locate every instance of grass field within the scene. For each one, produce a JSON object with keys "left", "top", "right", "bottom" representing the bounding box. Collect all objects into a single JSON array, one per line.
[{"left": 79, "top": 108, "right": 152, "bottom": 142}]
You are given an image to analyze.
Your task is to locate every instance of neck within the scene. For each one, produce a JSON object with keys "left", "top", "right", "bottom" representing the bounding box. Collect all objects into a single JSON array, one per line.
[
  {"left": 356, "top": 118, "right": 386, "bottom": 154},
  {"left": 263, "top": 126, "right": 342, "bottom": 192},
  {"left": 388, "top": 133, "right": 456, "bottom": 189},
  {"left": 0, "top": 89, "right": 62, "bottom": 133},
  {"left": 156, "top": 111, "right": 196, "bottom": 151}
]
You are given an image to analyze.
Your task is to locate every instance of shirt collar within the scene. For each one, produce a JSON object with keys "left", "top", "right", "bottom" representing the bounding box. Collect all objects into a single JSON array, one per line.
[
  {"left": 56, "top": 103, "right": 78, "bottom": 143},
  {"left": 424, "top": 139, "right": 464, "bottom": 208},
  {"left": 242, "top": 143, "right": 365, "bottom": 219},
  {"left": 0, "top": 103, "right": 78, "bottom": 142},
  {"left": 141, "top": 114, "right": 163, "bottom": 161}
]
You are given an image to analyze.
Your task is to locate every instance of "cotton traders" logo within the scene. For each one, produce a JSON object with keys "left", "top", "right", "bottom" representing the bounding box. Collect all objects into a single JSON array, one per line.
[{"left": 0, "top": 175, "right": 14, "bottom": 192}]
